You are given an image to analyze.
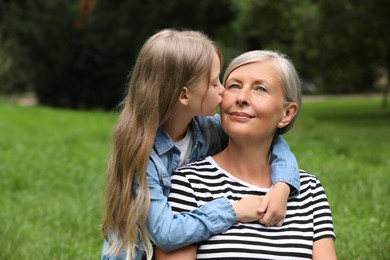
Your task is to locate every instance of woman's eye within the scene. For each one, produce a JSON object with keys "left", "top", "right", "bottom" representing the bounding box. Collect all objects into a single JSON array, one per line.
[
  {"left": 255, "top": 85, "right": 267, "bottom": 92},
  {"left": 228, "top": 83, "right": 240, "bottom": 89}
]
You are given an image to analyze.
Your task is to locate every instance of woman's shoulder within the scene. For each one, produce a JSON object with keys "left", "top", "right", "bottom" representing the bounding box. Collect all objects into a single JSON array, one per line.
[
  {"left": 298, "top": 169, "right": 316, "bottom": 179},
  {"left": 298, "top": 169, "right": 329, "bottom": 196},
  {"left": 298, "top": 169, "right": 322, "bottom": 185}
]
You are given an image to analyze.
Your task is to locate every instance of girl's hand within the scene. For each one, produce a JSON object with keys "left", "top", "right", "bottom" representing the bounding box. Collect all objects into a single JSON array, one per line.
[
  {"left": 257, "top": 182, "right": 290, "bottom": 226},
  {"left": 233, "top": 195, "right": 264, "bottom": 222}
]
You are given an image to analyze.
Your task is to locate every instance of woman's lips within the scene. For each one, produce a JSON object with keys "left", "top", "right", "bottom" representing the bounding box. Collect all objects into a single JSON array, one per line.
[{"left": 229, "top": 112, "right": 254, "bottom": 120}]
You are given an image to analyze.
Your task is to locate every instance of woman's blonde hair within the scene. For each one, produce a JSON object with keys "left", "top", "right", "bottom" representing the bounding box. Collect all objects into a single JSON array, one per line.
[
  {"left": 102, "top": 28, "right": 222, "bottom": 260},
  {"left": 223, "top": 50, "right": 301, "bottom": 135}
]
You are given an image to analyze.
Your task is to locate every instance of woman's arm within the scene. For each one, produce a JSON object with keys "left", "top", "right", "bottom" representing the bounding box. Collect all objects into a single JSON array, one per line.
[
  {"left": 155, "top": 245, "right": 197, "bottom": 260},
  {"left": 312, "top": 176, "right": 337, "bottom": 259},
  {"left": 146, "top": 157, "right": 233, "bottom": 251},
  {"left": 313, "top": 238, "right": 337, "bottom": 260}
]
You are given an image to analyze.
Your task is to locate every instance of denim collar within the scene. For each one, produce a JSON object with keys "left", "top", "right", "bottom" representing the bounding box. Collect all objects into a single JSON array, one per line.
[{"left": 154, "top": 117, "right": 205, "bottom": 157}]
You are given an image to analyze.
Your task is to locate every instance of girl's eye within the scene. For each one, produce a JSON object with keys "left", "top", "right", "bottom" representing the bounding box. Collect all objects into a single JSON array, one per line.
[{"left": 212, "top": 80, "right": 222, "bottom": 87}]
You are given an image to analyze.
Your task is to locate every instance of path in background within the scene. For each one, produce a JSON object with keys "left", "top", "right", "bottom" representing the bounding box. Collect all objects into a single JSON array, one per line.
[
  {"left": 303, "top": 93, "right": 381, "bottom": 102},
  {"left": 16, "top": 96, "right": 38, "bottom": 106},
  {"left": 0, "top": 94, "right": 38, "bottom": 106}
]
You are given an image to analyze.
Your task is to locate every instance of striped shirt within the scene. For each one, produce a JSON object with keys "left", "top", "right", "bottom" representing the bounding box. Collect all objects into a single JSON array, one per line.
[{"left": 168, "top": 156, "right": 335, "bottom": 260}]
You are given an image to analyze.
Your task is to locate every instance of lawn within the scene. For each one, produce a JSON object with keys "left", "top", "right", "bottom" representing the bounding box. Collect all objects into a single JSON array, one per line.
[
  {"left": 0, "top": 103, "right": 115, "bottom": 259},
  {"left": 288, "top": 95, "right": 390, "bottom": 259},
  {"left": 0, "top": 95, "right": 389, "bottom": 259}
]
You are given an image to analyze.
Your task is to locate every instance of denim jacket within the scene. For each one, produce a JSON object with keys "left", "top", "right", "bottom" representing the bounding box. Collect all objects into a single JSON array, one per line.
[{"left": 102, "top": 114, "right": 299, "bottom": 260}]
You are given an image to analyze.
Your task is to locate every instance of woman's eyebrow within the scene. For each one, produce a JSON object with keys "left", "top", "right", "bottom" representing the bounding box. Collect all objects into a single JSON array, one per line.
[
  {"left": 226, "top": 76, "right": 242, "bottom": 83},
  {"left": 253, "top": 79, "right": 272, "bottom": 86}
]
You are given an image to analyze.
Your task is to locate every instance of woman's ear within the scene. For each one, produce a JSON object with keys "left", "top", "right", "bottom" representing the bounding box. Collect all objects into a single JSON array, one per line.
[
  {"left": 278, "top": 102, "right": 298, "bottom": 128},
  {"left": 178, "top": 86, "right": 190, "bottom": 106}
]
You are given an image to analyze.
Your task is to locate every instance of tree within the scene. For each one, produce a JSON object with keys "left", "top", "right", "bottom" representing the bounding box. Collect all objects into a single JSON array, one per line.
[
  {"left": 314, "top": 0, "right": 390, "bottom": 93},
  {"left": 225, "top": 0, "right": 390, "bottom": 94},
  {"left": 1, "top": 0, "right": 234, "bottom": 109},
  {"left": 225, "top": 0, "right": 321, "bottom": 92}
]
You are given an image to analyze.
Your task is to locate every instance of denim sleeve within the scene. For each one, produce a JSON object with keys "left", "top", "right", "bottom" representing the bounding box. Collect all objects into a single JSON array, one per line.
[
  {"left": 270, "top": 135, "right": 300, "bottom": 194},
  {"left": 146, "top": 161, "right": 237, "bottom": 251}
]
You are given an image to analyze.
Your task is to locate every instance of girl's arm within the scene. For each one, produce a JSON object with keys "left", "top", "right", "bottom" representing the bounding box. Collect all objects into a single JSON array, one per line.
[
  {"left": 270, "top": 135, "right": 300, "bottom": 193},
  {"left": 257, "top": 182, "right": 290, "bottom": 226},
  {"left": 257, "top": 135, "right": 300, "bottom": 226},
  {"left": 146, "top": 158, "right": 263, "bottom": 251}
]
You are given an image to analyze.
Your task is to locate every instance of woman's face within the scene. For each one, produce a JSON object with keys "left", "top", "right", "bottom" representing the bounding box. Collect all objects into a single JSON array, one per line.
[
  {"left": 187, "top": 51, "right": 224, "bottom": 116},
  {"left": 221, "top": 60, "right": 289, "bottom": 140}
]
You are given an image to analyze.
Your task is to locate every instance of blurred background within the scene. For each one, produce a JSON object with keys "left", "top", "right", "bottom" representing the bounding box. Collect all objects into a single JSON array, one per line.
[
  {"left": 0, "top": 0, "right": 389, "bottom": 109},
  {"left": 1, "top": 0, "right": 389, "bottom": 259}
]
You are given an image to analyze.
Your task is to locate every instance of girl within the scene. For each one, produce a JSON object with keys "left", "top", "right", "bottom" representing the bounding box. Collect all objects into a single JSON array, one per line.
[{"left": 102, "top": 29, "right": 300, "bottom": 260}]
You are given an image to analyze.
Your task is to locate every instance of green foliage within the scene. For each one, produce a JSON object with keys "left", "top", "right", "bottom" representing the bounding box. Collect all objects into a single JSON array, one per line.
[
  {"left": 230, "top": 0, "right": 299, "bottom": 50},
  {"left": 224, "top": 0, "right": 327, "bottom": 93},
  {"left": 1, "top": 1, "right": 95, "bottom": 108},
  {"left": 223, "top": 0, "right": 390, "bottom": 94},
  {"left": 1, "top": 0, "right": 390, "bottom": 105},
  {"left": 315, "top": 0, "right": 390, "bottom": 93},
  {"left": 0, "top": 33, "right": 14, "bottom": 94},
  {"left": 1, "top": 0, "right": 234, "bottom": 110},
  {"left": 1, "top": 96, "right": 389, "bottom": 258}
]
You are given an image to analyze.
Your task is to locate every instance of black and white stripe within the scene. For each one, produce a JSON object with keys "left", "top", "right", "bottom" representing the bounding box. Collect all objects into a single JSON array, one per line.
[{"left": 169, "top": 156, "right": 335, "bottom": 259}]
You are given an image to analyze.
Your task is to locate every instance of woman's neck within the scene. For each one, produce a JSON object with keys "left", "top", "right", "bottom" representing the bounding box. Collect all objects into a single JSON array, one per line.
[{"left": 213, "top": 138, "right": 273, "bottom": 188}]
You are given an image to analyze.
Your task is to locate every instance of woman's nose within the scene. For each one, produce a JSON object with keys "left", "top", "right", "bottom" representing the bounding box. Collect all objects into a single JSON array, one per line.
[{"left": 236, "top": 88, "right": 249, "bottom": 105}]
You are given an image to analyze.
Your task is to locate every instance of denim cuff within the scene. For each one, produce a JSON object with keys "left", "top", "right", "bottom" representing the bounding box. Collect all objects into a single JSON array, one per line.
[
  {"left": 271, "top": 163, "right": 300, "bottom": 195},
  {"left": 201, "top": 197, "right": 237, "bottom": 234}
]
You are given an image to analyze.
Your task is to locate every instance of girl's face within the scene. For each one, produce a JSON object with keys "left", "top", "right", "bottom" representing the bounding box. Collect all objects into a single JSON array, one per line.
[
  {"left": 187, "top": 51, "right": 224, "bottom": 116},
  {"left": 221, "top": 60, "right": 291, "bottom": 141}
]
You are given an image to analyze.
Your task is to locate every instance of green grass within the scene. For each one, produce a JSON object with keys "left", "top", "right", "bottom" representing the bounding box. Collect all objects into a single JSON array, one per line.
[
  {"left": 0, "top": 104, "right": 116, "bottom": 259},
  {"left": 287, "top": 95, "right": 390, "bottom": 259},
  {"left": 1, "top": 95, "right": 389, "bottom": 259}
]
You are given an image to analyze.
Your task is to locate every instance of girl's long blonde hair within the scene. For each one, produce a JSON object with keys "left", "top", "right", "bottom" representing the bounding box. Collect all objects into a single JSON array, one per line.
[{"left": 102, "top": 28, "right": 221, "bottom": 260}]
